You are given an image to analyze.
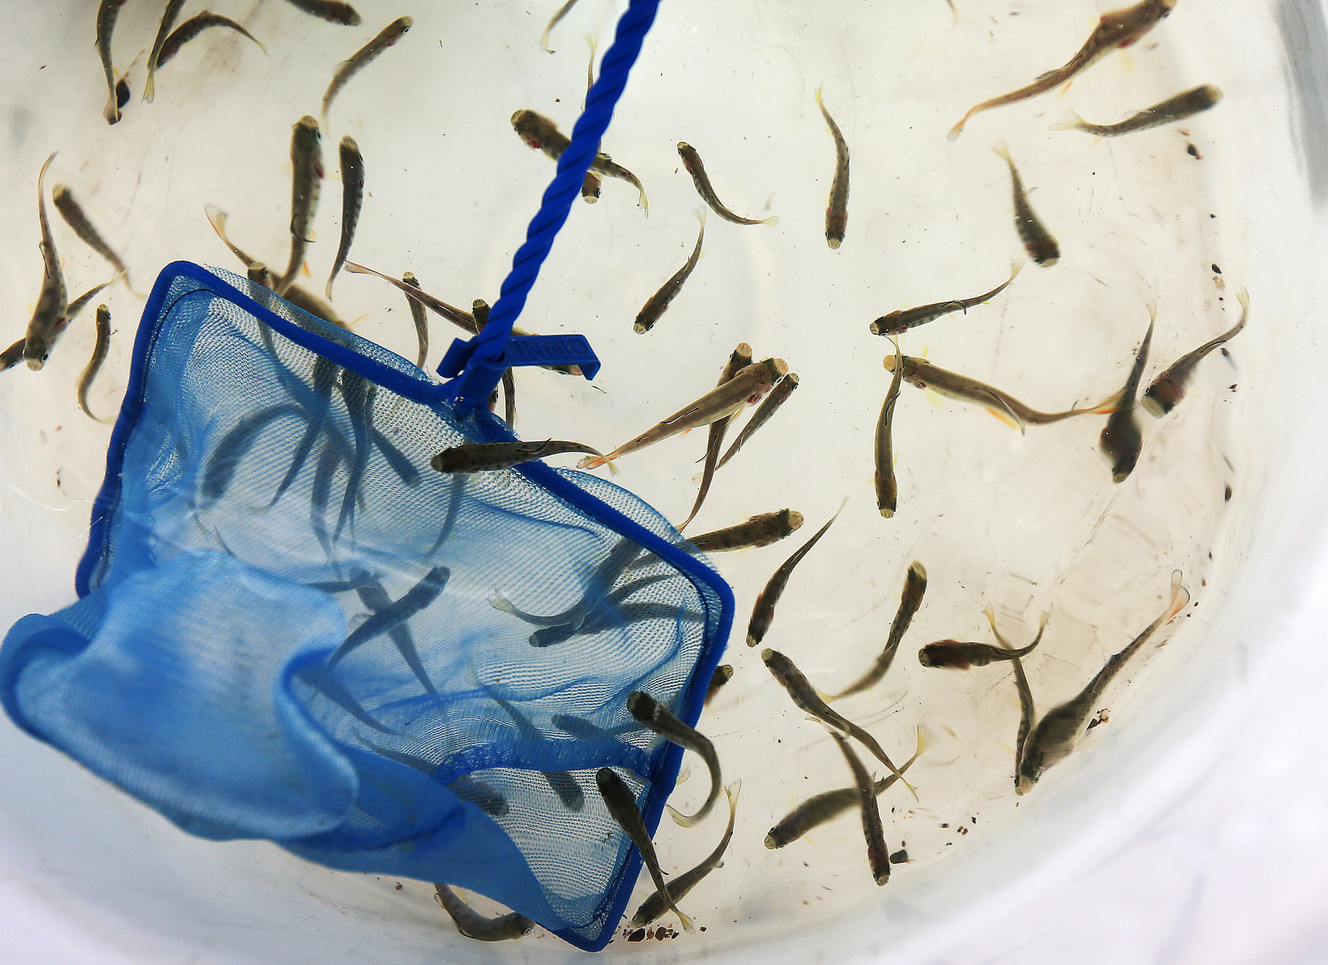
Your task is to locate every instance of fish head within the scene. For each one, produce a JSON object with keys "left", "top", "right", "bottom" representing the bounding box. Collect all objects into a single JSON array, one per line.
[
  {"left": 22, "top": 337, "right": 48, "bottom": 370},
  {"left": 872, "top": 313, "right": 904, "bottom": 336},
  {"left": 918, "top": 642, "right": 964, "bottom": 669},
  {"left": 1140, "top": 377, "right": 1180, "bottom": 418},
  {"left": 1015, "top": 746, "right": 1043, "bottom": 795},
  {"left": 625, "top": 691, "right": 656, "bottom": 722},
  {"left": 869, "top": 845, "right": 892, "bottom": 884},
  {"left": 511, "top": 110, "right": 543, "bottom": 147},
  {"left": 1098, "top": 418, "right": 1142, "bottom": 483},
  {"left": 907, "top": 560, "right": 928, "bottom": 586}
]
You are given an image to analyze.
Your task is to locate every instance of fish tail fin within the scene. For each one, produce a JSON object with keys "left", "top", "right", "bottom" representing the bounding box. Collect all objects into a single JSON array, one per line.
[
  {"left": 1051, "top": 111, "right": 1085, "bottom": 131},
  {"left": 205, "top": 203, "right": 227, "bottom": 235},
  {"left": 666, "top": 804, "right": 703, "bottom": 828},
  {"left": 1009, "top": 258, "right": 1026, "bottom": 280},
  {"left": 913, "top": 724, "right": 931, "bottom": 761},
  {"left": 759, "top": 215, "right": 780, "bottom": 226},
  {"left": 121, "top": 272, "right": 146, "bottom": 300},
  {"left": 983, "top": 605, "right": 1008, "bottom": 645},
  {"left": 1083, "top": 387, "right": 1125, "bottom": 415},
  {"left": 725, "top": 781, "right": 741, "bottom": 808},
  {"left": 947, "top": 107, "right": 976, "bottom": 141},
  {"left": 1165, "top": 571, "right": 1190, "bottom": 621},
  {"left": 991, "top": 139, "right": 1013, "bottom": 164},
  {"left": 814, "top": 84, "right": 833, "bottom": 129}
]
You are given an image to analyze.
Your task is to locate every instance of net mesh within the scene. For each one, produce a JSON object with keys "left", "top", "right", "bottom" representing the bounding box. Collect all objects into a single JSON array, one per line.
[{"left": 0, "top": 263, "right": 731, "bottom": 951}]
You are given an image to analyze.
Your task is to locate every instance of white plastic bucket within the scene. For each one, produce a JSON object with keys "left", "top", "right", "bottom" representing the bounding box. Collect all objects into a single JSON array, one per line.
[{"left": 0, "top": 0, "right": 1323, "bottom": 961}]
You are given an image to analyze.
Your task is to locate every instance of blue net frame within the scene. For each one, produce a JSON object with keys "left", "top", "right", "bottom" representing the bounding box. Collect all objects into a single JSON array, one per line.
[{"left": 0, "top": 0, "right": 734, "bottom": 948}]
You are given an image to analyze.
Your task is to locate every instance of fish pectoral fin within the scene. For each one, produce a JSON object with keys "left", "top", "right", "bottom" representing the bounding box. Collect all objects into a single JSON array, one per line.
[{"left": 984, "top": 405, "right": 1026, "bottom": 432}]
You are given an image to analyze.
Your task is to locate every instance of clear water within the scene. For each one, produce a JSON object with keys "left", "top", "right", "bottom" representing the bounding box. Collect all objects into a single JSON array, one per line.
[{"left": 0, "top": 0, "right": 1290, "bottom": 960}]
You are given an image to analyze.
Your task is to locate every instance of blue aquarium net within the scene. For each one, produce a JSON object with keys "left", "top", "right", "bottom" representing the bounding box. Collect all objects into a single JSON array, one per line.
[
  {"left": 0, "top": 0, "right": 734, "bottom": 949},
  {"left": 0, "top": 261, "right": 730, "bottom": 949}
]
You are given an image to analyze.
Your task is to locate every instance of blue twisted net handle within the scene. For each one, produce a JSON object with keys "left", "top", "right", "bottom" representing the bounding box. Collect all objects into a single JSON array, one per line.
[{"left": 438, "top": 0, "right": 663, "bottom": 415}]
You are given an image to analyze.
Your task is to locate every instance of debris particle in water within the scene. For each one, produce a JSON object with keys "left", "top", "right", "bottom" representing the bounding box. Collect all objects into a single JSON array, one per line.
[
  {"left": 1187, "top": 143, "right": 1202, "bottom": 159},
  {"left": 1224, "top": 485, "right": 1233, "bottom": 501},
  {"left": 626, "top": 928, "right": 646, "bottom": 942},
  {"left": 1212, "top": 263, "right": 1222, "bottom": 274},
  {"left": 890, "top": 849, "right": 909, "bottom": 864}
]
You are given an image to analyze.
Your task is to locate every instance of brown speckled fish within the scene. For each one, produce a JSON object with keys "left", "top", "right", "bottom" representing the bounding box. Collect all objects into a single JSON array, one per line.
[
  {"left": 275, "top": 116, "right": 324, "bottom": 297},
  {"left": 815, "top": 86, "right": 850, "bottom": 248},
  {"left": 1143, "top": 288, "right": 1246, "bottom": 417},
  {"left": 321, "top": 16, "right": 412, "bottom": 121},
  {"left": 1055, "top": 84, "right": 1221, "bottom": 137},
  {"left": 1098, "top": 306, "right": 1155, "bottom": 482},
  {"left": 578, "top": 358, "right": 786, "bottom": 470},
  {"left": 948, "top": 0, "right": 1178, "bottom": 139},
  {"left": 1018, "top": 573, "right": 1187, "bottom": 794},
  {"left": 994, "top": 143, "right": 1059, "bottom": 267},
  {"left": 635, "top": 210, "right": 705, "bottom": 334},
  {"left": 677, "top": 142, "right": 777, "bottom": 226}
]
